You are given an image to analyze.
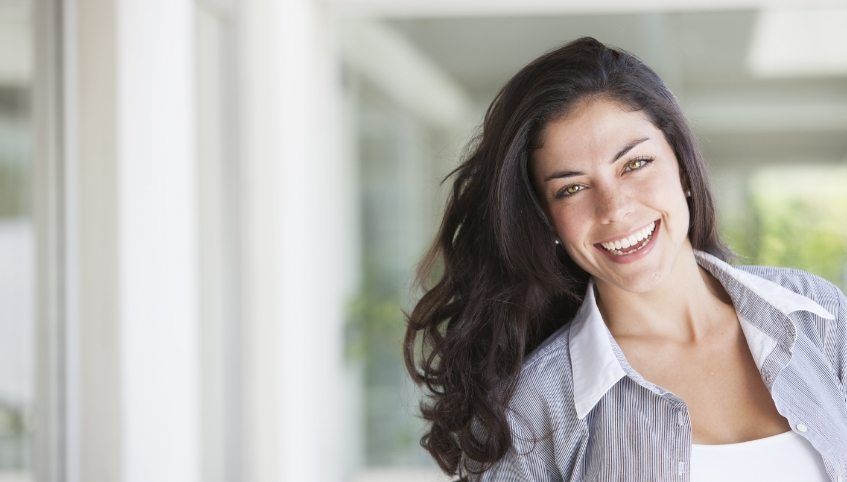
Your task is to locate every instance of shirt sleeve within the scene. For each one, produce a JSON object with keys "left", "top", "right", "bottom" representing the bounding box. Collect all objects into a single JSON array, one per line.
[{"left": 473, "top": 447, "right": 562, "bottom": 482}]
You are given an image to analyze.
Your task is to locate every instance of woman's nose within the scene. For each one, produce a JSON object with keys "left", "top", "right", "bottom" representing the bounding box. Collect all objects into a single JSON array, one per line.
[{"left": 595, "top": 187, "right": 632, "bottom": 224}]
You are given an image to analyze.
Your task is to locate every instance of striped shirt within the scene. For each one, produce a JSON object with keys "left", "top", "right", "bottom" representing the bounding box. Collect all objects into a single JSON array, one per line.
[{"left": 477, "top": 250, "right": 847, "bottom": 481}]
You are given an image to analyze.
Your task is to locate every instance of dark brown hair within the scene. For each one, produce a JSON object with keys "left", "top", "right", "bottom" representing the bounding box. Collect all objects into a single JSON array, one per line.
[{"left": 403, "top": 36, "right": 734, "bottom": 479}]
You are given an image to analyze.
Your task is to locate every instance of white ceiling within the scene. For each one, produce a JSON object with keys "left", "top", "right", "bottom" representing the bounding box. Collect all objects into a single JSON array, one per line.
[{"left": 382, "top": 9, "right": 847, "bottom": 166}]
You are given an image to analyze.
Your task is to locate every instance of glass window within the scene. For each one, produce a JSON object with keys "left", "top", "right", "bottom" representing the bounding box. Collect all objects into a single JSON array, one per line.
[
  {"left": 345, "top": 77, "right": 455, "bottom": 480},
  {"left": 0, "top": 0, "right": 35, "bottom": 480}
]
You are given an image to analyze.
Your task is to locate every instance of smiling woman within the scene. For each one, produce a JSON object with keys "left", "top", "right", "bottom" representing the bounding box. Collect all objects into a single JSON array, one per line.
[{"left": 403, "top": 37, "right": 847, "bottom": 481}]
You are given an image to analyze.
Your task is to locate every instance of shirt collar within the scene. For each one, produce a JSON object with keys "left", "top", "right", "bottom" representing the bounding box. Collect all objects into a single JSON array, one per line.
[{"left": 568, "top": 249, "right": 835, "bottom": 420}]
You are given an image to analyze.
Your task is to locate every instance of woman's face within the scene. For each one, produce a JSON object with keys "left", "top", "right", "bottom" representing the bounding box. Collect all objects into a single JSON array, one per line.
[{"left": 530, "top": 97, "right": 692, "bottom": 293}]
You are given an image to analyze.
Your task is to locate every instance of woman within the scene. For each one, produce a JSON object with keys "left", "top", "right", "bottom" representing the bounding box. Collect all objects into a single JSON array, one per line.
[{"left": 403, "top": 37, "right": 847, "bottom": 481}]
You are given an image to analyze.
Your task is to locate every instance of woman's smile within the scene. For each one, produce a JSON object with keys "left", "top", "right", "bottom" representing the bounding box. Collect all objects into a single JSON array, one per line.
[{"left": 594, "top": 218, "right": 661, "bottom": 264}]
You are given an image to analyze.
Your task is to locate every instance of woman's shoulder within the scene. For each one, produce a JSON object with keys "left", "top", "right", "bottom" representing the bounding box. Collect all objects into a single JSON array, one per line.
[
  {"left": 735, "top": 263, "right": 843, "bottom": 308},
  {"left": 524, "top": 322, "right": 573, "bottom": 371},
  {"left": 506, "top": 321, "right": 581, "bottom": 428},
  {"left": 519, "top": 322, "right": 575, "bottom": 392},
  {"left": 735, "top": 263, "right": 845, "bottom": 350},
  {"left": 735, "top": 263, "right": 847, "bottom": 389}
]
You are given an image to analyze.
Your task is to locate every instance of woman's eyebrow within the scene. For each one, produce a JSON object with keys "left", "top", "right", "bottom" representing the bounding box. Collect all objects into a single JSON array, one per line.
[{"left": 543, "top": 136, "right": 650, "bottom": 182}]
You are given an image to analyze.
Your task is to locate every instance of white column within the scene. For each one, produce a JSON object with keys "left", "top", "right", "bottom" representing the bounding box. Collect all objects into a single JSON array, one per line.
[
  {"left": 69, "top": 0, "right": 199, "bottom": 481},
  {"left": 239, "top": 0, "right": 348, "bottom": 481}
]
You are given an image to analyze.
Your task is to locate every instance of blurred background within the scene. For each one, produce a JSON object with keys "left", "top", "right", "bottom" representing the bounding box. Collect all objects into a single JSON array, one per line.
[{"left": 1, "top": 0, "right": 846, "bottom": 481}]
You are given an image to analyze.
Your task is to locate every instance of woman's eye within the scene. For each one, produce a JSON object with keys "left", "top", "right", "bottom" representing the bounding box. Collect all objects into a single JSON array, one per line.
[
  {"left": 554, "top": 157, "right": 653, "bottom": 199},
  {"left": 555, "top": 184, "right": 585, "bottom": 199},
  {"left": 623, "top": 156, "right": 653, "bottom": 172}
]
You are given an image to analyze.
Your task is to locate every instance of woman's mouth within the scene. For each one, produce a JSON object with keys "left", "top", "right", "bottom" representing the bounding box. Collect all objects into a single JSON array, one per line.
[{"left": 594, "top": 219, "right": 660, "bottom": 264}]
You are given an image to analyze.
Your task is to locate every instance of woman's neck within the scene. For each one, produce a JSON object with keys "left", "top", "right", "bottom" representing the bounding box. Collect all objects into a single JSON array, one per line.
[{"left": 595, "top": 249, "right": 735, "bottom": 344}]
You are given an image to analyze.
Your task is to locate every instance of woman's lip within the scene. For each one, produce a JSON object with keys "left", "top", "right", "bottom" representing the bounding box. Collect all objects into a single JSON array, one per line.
[
  {"left": 593, "top": 219, "right": 660, "bottom": 247},
  {"left": 594, "top": 218, "right": 661, "bottom": 264}
]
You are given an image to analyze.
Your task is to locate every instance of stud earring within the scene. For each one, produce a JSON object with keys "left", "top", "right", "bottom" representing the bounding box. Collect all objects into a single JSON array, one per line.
[
  {"left": 554, "top": 239, "right": 561, "bottom": 245},
  {"left": 685, "top": 189, "right": 692, "bottom": 197}
]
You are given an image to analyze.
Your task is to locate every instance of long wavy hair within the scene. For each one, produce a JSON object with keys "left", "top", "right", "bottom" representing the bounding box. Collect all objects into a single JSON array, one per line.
[{"left": 403, "top": 36, "right": 734, "bottom": 479}]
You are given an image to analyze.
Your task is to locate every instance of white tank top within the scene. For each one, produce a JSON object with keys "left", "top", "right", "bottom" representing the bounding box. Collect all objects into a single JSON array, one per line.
[{"left": 690, "top": 430, "right": 829, "bottom": 481}]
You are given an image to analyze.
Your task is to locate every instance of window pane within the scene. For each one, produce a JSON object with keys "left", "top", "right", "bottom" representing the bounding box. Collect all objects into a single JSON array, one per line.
[{"left": 0, "top": 0, "right": 34, "bottom": 480}]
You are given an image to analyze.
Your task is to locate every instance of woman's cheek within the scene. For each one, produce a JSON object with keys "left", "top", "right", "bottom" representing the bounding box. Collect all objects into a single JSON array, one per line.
[{"left": 555, "top": 204, "right": 590, "bottom": 247}]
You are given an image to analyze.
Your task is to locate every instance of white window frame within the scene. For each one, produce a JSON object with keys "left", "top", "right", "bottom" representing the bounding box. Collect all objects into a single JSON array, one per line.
[{"left": 32, "top": 0, "right": 68, "bottom": 480}]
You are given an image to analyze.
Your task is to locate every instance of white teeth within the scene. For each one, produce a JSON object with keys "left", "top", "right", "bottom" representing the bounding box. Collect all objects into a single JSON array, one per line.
[{"left": 600, "top": 221, "right": 656, "bottom": 252}]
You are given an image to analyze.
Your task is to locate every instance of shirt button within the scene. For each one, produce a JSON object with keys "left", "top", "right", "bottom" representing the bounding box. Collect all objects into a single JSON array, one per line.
[
  {"left": 676, "top": 410, "right": 685, "bottom": 426},
  {"left": 796, "top": 423, "right": 808, "bottom": 433}
]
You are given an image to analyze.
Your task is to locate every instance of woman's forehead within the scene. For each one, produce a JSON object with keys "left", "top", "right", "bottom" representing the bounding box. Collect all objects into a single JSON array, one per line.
[{"left": 537, "top": 100, "right": 660, "bottom": 165}]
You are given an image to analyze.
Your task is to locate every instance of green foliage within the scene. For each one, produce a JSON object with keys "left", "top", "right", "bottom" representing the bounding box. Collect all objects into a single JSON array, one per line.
[
  {"left": 722, "top": 168, "right": 847, "bottom": 291},
  {"left": 0, "top": 402, "right": 27, "bottom": 469},
  {"left": 345, "top": 289, "right": 405, "bottom": 364},
  {"left": 0, "top": 162, "right": 30, "bottom": 218}
]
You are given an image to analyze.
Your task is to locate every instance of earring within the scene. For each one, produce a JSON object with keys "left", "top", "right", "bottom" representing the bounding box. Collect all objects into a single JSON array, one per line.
[
  {"left": 554, "top": 239, "right": 561, "bottom": 245},
  {"left": 685, "top": 189, "right": 692, "bottom": 197}
]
